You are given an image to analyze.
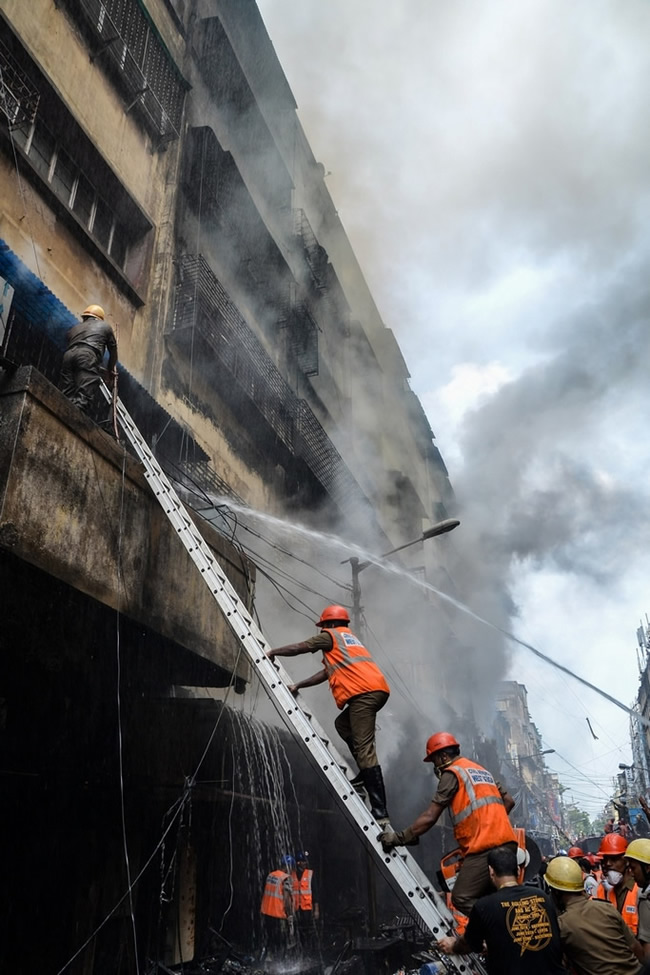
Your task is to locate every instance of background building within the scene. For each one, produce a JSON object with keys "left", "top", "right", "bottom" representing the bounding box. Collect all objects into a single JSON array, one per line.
[
  {"left": 618, "top": 615, "right": 650, "bottom": 832},
  {"left": 494, "top": 681, "right": 560, "bottom": 853}
]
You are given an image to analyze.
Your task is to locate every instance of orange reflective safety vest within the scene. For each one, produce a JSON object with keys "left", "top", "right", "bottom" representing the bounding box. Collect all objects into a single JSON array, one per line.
[
  {"left": 446, "top": 758, "right": 517, "bottom": 856},
  {"left": 261, "top": 870, "right": 290, "bottom": 919},
  {"left": 322, "top": 627, "right": 390, "bottom": 709},
  {"left": 291, "top": 869, "right": 313, "bottom": 911},
  {"left": 595, "top": 882, "right": 639, "bottom": 934}
]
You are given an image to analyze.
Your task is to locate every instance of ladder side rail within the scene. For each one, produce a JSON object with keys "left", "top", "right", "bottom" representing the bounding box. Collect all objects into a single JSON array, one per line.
[{"left": 103, "top": 388, "right": 486, "bottom": 974}]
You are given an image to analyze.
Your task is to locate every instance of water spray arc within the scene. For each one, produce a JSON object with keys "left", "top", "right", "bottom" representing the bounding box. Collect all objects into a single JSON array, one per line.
[{"left": 203, "top": 497, "right": 647, "bottom": 730}]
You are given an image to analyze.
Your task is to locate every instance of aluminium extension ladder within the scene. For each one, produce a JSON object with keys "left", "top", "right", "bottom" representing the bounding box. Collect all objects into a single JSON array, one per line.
[{"left": 103, "top": 386, "right": 486, "bottom": 975}]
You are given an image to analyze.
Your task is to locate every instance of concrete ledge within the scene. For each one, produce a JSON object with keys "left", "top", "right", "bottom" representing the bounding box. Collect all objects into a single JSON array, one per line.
[{"left": 0, "top": 366, "right": 253, "bottom": 684}]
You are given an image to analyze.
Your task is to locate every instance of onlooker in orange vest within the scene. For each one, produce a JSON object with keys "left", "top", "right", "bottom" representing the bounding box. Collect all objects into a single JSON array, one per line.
[
  {"left": 260, "top": 856, "right": 295, "bottom": 952},
  {"left": 379, "top": 733, "right": 517, "bottom": 916},
  {"left": 595, "top": 833, "right": 639, "bottom": 935},
  {"left": 268, "top": 604, "right": 390, "bottom": 823}
]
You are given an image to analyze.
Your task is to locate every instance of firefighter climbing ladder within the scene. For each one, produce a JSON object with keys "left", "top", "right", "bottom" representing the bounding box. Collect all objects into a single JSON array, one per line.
[{"left": 103, "top": 387, "right": 487, "bottom": 975}]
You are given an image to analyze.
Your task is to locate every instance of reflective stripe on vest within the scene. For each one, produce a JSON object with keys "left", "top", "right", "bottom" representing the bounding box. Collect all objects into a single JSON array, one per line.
[
  {"left": 261, "top": 870, "right": 289, "bottom": 918},
  {"left": 322, "top": 627, "right": 390, "bottom": 708},
  {"left": 292, "top": 869, "right": 313, "bottom": 911},
  {"left": 595, "top": 882, "right": 639, "bottom": 934},
  {"left": 447, "top": 758, "right": 517, "bottom": 855}
]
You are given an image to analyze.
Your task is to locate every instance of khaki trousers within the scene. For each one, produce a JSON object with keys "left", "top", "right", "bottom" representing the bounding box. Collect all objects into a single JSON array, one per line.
[
  {"left": 451, "top": 841, "right": 518, "bottom": 916},
  {"left": 334, "top": 690, "right": 389, "bottom": 769}
]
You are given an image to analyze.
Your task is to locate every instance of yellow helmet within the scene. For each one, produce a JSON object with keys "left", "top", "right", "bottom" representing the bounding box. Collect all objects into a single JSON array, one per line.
[
  {"left": 544, "top": 856, "right": 584, "bottom": 892},
  {"left": 81, "top": 304, "right": 105, "bottom": 320},
  {"left": 626, "top": 838, "right": 650, "bottom": 866}
]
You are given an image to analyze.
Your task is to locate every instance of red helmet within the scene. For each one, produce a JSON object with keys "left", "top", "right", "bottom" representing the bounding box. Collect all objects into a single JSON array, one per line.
[
  {"left": 316, "top": 604, "right": 350, "bottom": 626},
  {"left": 598, "top": 833, "right": 628, "bottom": 856},
  {"left": 423, "top": 732, "right": 460, "bottom": 763},
  {"left": 567, "top": 846, "right": 585, "bottom": 859}
]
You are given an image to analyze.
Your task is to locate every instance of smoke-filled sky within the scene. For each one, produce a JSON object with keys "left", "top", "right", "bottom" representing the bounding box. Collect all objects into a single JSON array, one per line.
[{"left": 256, "top": 0, "right": 650, "bottom": 816}]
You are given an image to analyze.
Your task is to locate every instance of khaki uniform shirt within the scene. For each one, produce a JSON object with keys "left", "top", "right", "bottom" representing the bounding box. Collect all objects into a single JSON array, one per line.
[
  {"left": 305, "top": 632, "right": 334, "bottom": 652},
  {"left": 558, "top": 895, "right": 642, "bottom": 975}
]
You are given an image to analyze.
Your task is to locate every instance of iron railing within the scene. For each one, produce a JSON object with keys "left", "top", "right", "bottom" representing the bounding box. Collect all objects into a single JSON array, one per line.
[
  {"left": 173, "top": 255, "right": 376, "bottom": 524},
  {"left": 294, "top": 209, "right": 328, "bottom": 293},
  {"left": 61, "top": 0, "right": 185, "bottom": 142},
  {"left": 0, "top": 38, "right": 40, "bottom": 128}
]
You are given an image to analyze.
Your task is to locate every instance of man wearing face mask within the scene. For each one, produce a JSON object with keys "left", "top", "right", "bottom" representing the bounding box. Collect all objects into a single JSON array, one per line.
[
  {"left": 379, "top": 732, "right": 517, "bottom": 916},
  {"left": 595, "top": 832, "right": 639, "bottom": 935},
  {"left": 545, "top": 856, "right": 644, "bottom": 974}
]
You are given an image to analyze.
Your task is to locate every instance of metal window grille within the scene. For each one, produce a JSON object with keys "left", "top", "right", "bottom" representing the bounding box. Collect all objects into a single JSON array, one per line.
[
  {"left": 173, "top": 255, "right": 376, "bottom": 526},
  {"left": 0, "top": 38, "right": 40, "bottom": 128},
  {"left": 286, "top": 301, "right": 319, "bottom": 377},
  {"left": 181, "top": 460, "right": 245, "bottom": 508},
  {"left": 294, "top": 209, "right": 328, "bottom": 293},
  {"left": 173, "top": 255, "right": 296, "bottom": 449},
  {"left": 64, "top": 0, "right": 185, "bottom": 141}
]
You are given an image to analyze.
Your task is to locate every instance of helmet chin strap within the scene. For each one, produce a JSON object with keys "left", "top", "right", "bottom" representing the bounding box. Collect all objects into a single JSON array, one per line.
[{"left": 433, "top": 754, "right": 455, "bottom": 778}]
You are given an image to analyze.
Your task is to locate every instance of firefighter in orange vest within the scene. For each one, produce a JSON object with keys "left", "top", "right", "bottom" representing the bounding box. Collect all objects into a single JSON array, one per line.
[
  {"left": 291, "top": 851, "right": 319, "bottom": 944},
  {"left": 268, "top": 605, "right": 391, "bottom": 823},
  {"left": 380, "top": 733, "right": 517, "bottom": 916},
  {"left": 594, "top": 832, "right": 639, "bottom": 935},
  {"left": 260, "top": 856, "right": 295, "bottom": 950}
]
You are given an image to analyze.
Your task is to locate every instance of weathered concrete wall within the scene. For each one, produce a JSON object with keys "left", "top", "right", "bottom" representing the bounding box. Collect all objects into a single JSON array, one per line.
[{"left": 0, "top": 366, "right": 252, "bottom": 683}]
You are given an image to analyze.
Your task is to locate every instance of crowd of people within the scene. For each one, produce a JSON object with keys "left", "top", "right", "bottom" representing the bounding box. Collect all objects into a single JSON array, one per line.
[
  {"left": 267, "top": 606, "right": 650, "bottom": 972},
  {"left": 438, "top": 832, "right": 650, "bottom": 974}
]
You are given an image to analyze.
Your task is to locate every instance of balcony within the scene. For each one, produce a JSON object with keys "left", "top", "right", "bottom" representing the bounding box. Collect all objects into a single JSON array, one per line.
[
  {"left": 183, "top": 126, "right": 292, "bottom": 317},
  {"left": 0, "top": 365, "right": 253, "bottom": 685},
  {"left": 285, "top": 301, "right": 319, "bottom": 378},
  {"left": 60, "top": 0, "right": 187, "bottom": 144},
  {"left": 295, "top": 209, "right": 328, "bottom": 294},
  {"left": 172, "top": 255, "right": 378, "bottom": 529},
  {"left": 173, "top": 254, "right": 295, "bottom": 450}
]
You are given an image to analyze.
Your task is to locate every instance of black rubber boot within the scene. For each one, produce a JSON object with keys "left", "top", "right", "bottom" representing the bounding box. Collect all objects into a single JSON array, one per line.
[{"left": 362, "top": 765, "right": 389, "bottom": 823}]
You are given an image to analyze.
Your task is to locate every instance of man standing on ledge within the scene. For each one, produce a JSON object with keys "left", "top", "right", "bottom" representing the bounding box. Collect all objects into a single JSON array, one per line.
[
  {"left": 60, "top": 304, "right": 117, "bottom": 413},
  {"left": 380, "top": 732, "right": 517, "bottom": 917},
  {"left": 267, "top": 604, "right": 391, "bottom": 823}
]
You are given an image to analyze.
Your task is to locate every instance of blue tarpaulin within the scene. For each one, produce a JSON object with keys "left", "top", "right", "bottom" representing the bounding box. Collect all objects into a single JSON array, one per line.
[{"left": 0, "top": 239, "right": 76, "bottom": 349}]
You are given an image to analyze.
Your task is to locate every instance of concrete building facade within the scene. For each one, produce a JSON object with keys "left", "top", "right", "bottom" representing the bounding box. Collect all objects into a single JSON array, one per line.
[{"left": 0, "top": 0, "right": 461, "bottom": 970}]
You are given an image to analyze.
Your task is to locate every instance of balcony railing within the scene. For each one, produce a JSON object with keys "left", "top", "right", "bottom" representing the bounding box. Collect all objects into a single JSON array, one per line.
[
  {"left": 173, "top": 255, "right": 376, "bottom": 524},
  {"left": 0, "top": 38, "right": 39, "bottom": 128},
  {"left": 174, "top": 254, "right": 295, "bottom": 449},
  {"left": 286, "top": 301, "right": 319, "bottom": 378},
  {"left": 295, "top": 209, "right": 328, "bottom": 293}
]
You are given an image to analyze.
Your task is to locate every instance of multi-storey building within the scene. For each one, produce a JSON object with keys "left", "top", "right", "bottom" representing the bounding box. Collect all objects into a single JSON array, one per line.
[
  {"left": 494, "top": 681, "right": 558, "bottom": 851},
  {"left": 624, "top": 617, "right": 650, "bottom": 818},
  {"left": 0, "top": 0, "right": 461, "bottom": 969}
]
